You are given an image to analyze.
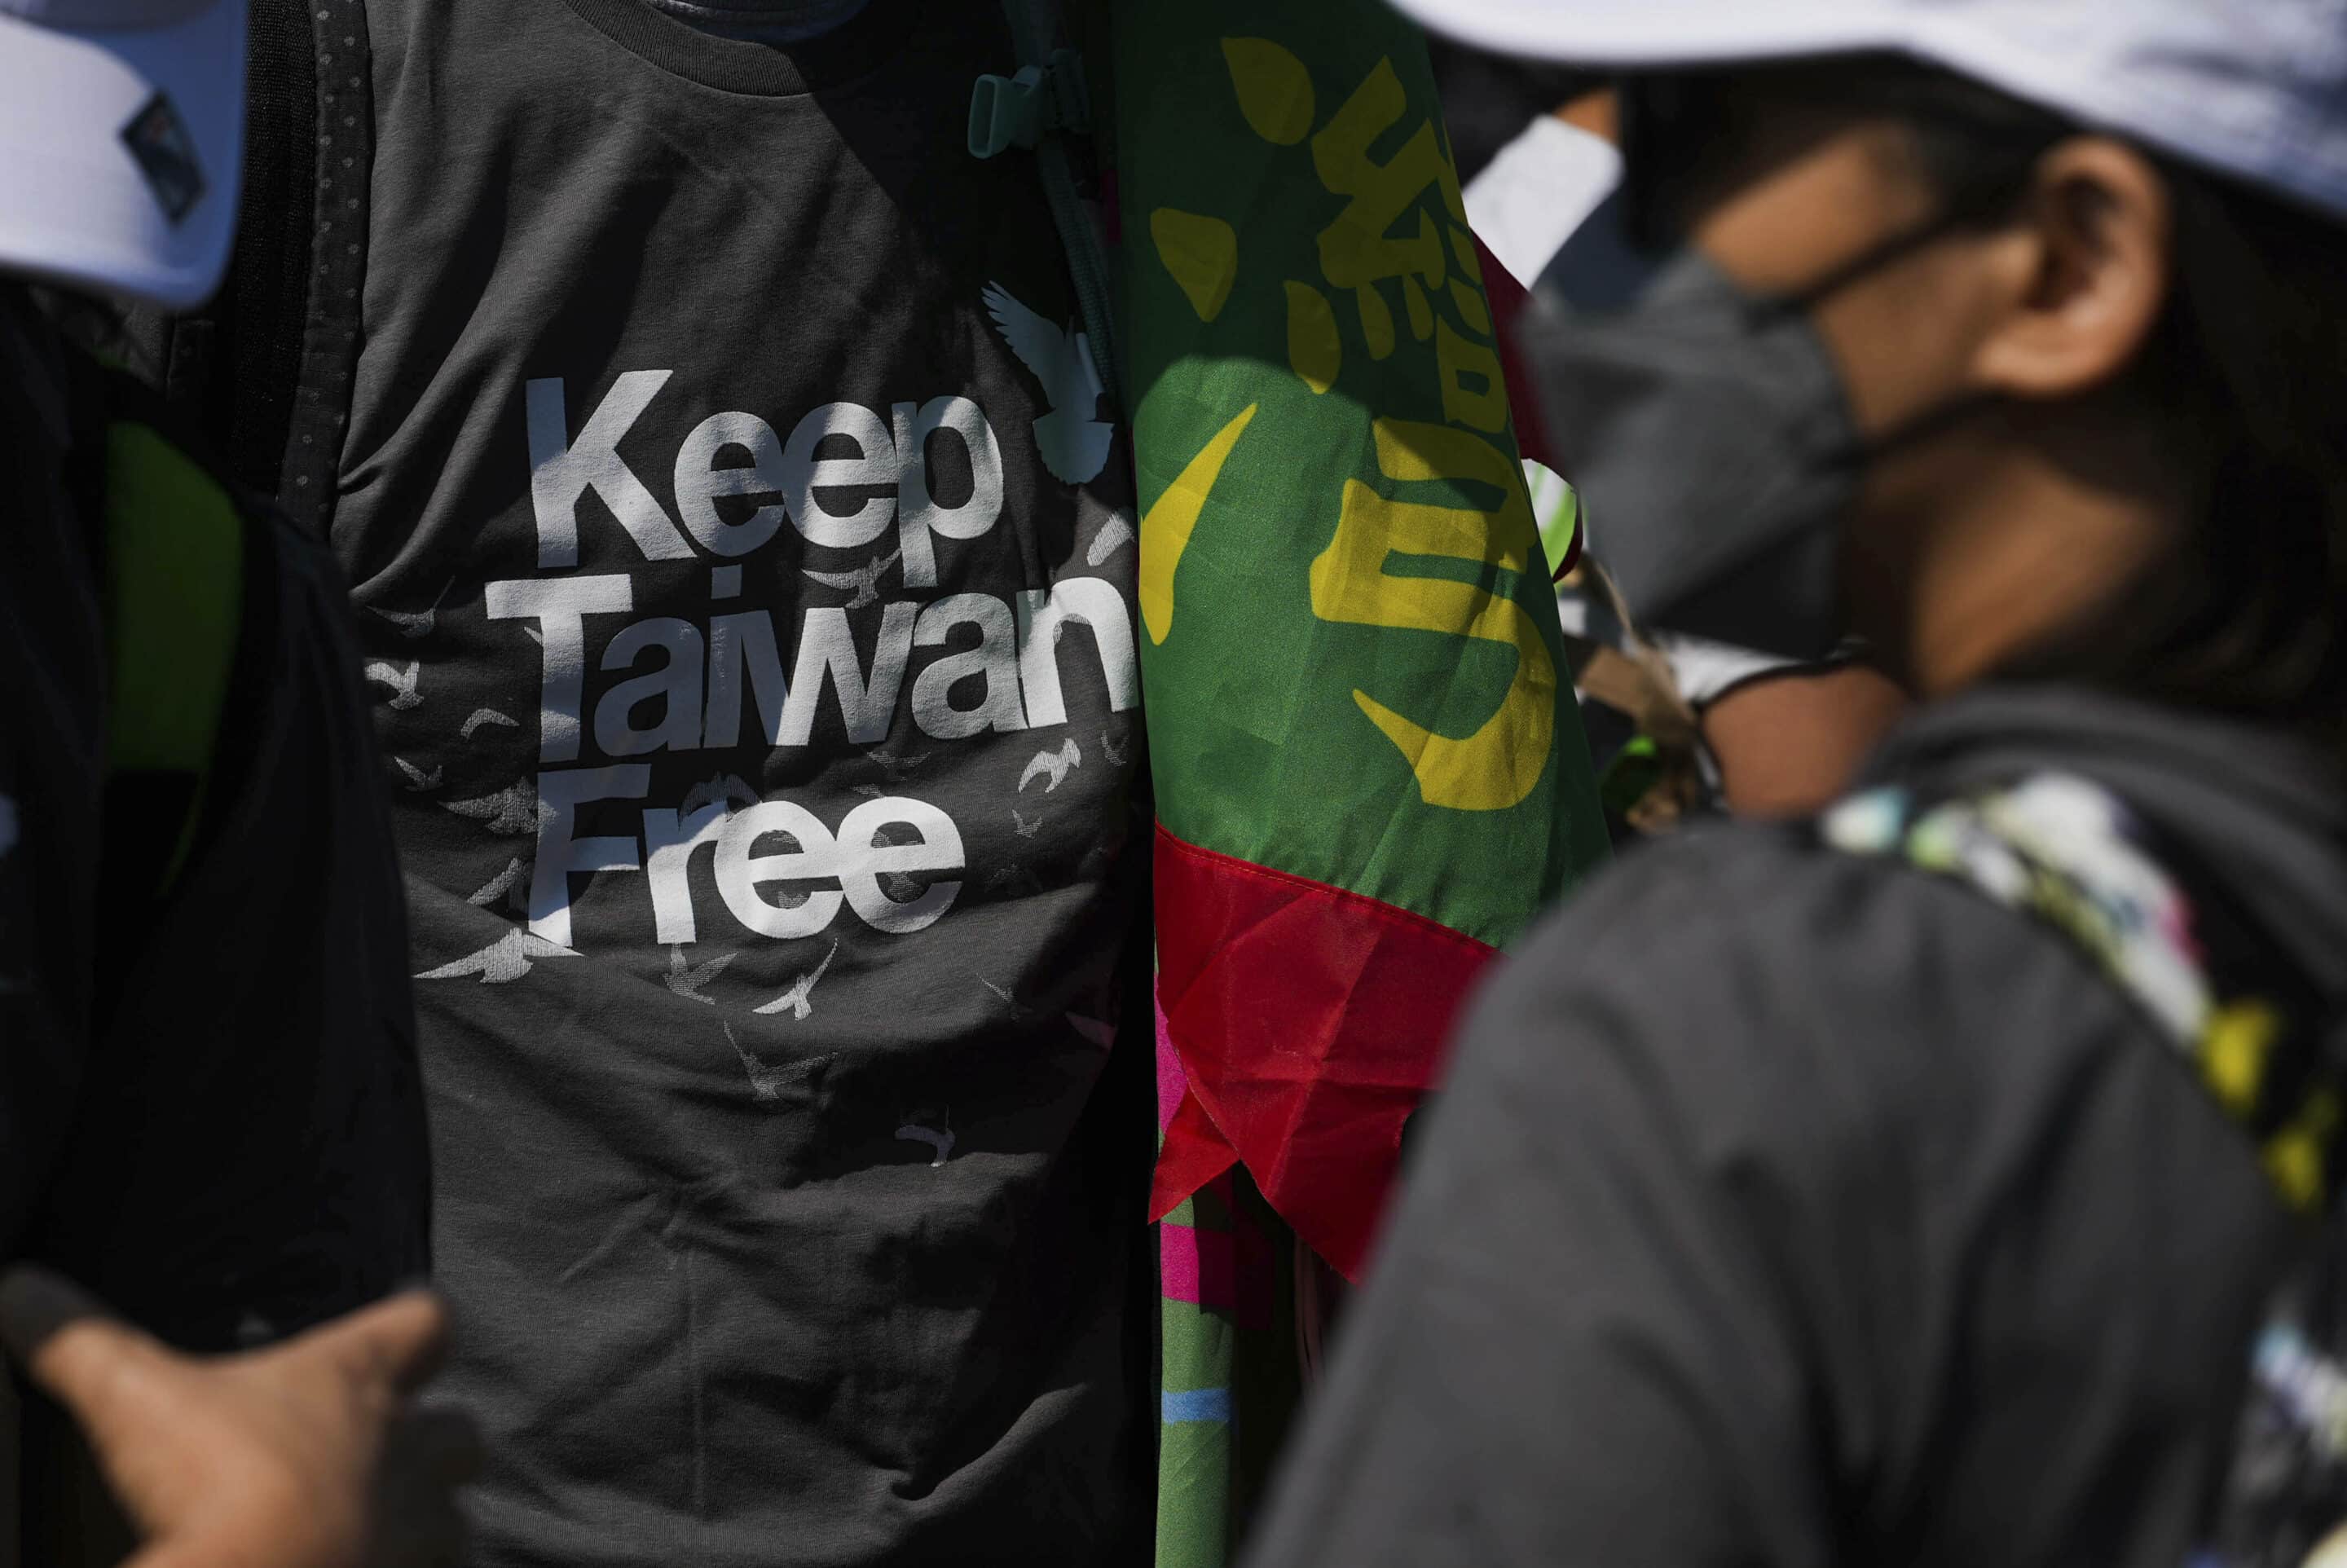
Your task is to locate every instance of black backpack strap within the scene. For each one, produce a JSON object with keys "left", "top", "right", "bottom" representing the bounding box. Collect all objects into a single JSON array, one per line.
[
  {"left": 271, "top": 0, "right": 374, "bottom": 534},
  {"left": 219, "top": 0, "right": 375, "bottom": 534},
  {"left": 42, "top": 0, "right": 374, "bottom": 535}
]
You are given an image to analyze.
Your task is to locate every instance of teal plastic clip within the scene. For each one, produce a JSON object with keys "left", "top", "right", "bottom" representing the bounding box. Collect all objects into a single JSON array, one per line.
[{"left": 968, "top": 48, "right": 1090, "bottom": 159}]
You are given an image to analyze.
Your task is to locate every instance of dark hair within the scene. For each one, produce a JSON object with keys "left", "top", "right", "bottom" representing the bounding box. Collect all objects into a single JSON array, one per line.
[{"left": 1857, "top": 64, "right": 2347, "bottom": 751}]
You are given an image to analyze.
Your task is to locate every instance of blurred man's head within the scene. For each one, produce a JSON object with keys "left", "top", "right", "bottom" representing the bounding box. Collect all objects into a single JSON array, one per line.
[{"left": 0, "top": 0, "right": 246, "bottom": 307}]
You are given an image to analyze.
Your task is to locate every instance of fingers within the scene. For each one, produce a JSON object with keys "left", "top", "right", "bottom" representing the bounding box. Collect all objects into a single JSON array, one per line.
[
  {"left": 300, "top": 1290, "right": 451, "bottom": 1398},
  {"left": 0, "top": 1266, "right": 173, "bottom": 1427},
  {"left": 0, "top": 1263, "right": 117, "bottom": 1364}
]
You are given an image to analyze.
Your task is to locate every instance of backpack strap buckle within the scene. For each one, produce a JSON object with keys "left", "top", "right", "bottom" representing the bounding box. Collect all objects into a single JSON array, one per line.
[{"left": 968, "top": 48, "right": 1090, "bottom": 159}]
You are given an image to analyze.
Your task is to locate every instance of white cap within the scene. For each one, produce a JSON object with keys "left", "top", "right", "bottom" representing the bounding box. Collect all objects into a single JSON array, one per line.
[
  {"left": 1391, "top": 0, "right": 2347, "bottom": 223},
  {"left": 0, "top": 0, "right": 246, "bottom": 308}
]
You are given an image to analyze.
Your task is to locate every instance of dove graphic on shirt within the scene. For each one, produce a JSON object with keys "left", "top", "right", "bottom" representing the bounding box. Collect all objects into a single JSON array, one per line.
[
  {"left": 1019, "top": 738, "right": 1082, "bottom": 794},
  {"left": 368, "top": 579, "right": 454, "bottom": 640},
  {"left": 1086, "top": 514, "right": 1134, "bottom": 566},
  {"left": 865, "top": 747, "right": 927, "bottom": 782},
  {"left": 987, "top": 865, "right": 1045, "bottom": 900},
  {"left": 665, "top": 945, "right": 734, "bottom": 1004},
  {"left": 755, "top": 940, "right": 841, "bottom": 1020},
  {"left": 415, "top": 927, "right": 579, "bottom": 984},
  {"left": 971, "top": 971, "right": 1031, "bottom": 1020},
  {"left": 681, "top": 772, "right": 760, "bottom": 818},
  {"left": 460, "top": 707, "right": 519, "bottom": 740},
  {"left": 466, "top": 857, "right": 529, "bottom": 912},
  {"left": 363, "top": 658, "right": 422, "bottom": 710},
  {"left": 895, "top": 1119, "right": 955, "bottom": 1168},
  {"left": 801, "top": 548, "right": 901, "bottom": 611},
  {"left": 981, "top": 281, "right": 1112, "bottom": 484},
  {"left": 1011, "top": 808, "right": 1043, "bottom": 839},
  {"left": 392, "top": 756, "right": 442, "bottom": 792},
  {"left": 724, "top": 1023, "right": 790, "bottom": 1103},
  {"left": 1099, "top": 729, "right": 1129, "bottom": 768},
  {"left": 440, "top": 779, "right": 547, "bottom": 836}
]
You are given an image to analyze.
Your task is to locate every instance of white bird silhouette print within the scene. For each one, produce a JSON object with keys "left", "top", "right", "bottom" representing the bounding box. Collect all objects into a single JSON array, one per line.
[
  {"left": 724, "top": 1023, "right": 790, "bottom": 1103},
  {"left": 681, "top": 772, "right": 760, "bottom": 818},
  {"left": 865, "top": 746, "right": 927, "bottom": 782},
  {"left": 755, "top": 939, "right": 839, "bottom": 1020},
  {"left": 665, "top": 945, "right": 735, "bottom": 1003},
  {"left": 971, "top": 971, "right": 1028, "bottom": 1019},
  {"left": 1011, "top": 807, "right": 1043, "bottom": 839},
  {"left": 987, "top": 865, "right": 1046, "bottom": 900},
  {"left": 368, "top": 579, "right": 453, "bottom": 640},
  {"left": 392, "top": 756, "right": 442, "bottom": 792},
  {"left": 1087, "top": 514, "right": 1134, "bottom": 566},
  {"left": 466, "top": 857, "right": 529, "bottom": 910},
  {"left": 363, "top": 658, "right": 422, "bottom": 710},
  {"left": 980, "top": 281, "right": 1112, "bottom": 484},
  {"left": 895, "top": 1121, "right": 955, "bottom": 1168},
  {"left": 1099, "top": 729, "right": 1129, "bottom": 768},
  {"left": 1019, "top": 738, "right": 1082, "bottom": 794},
  {"left": 414, "top": 927, "right": 579, "bottom": 984},
  {"left": 801, "top": 548, "right": 901, "bottom": 611},
  {"left": 440, "top": 779, "right": 548, "bottom": 836},
  {"left": 460, "top": 707, "right": 519, "bottom": 740}
]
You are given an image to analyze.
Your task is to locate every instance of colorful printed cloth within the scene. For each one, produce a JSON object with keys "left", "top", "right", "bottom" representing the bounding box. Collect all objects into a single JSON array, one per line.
[
  {"left": 1108, "top": 7, "right": 1612, "bottom": 1560},
  {"left": 1823, "top": 770, "right": 2347, "bottom": 1568}
]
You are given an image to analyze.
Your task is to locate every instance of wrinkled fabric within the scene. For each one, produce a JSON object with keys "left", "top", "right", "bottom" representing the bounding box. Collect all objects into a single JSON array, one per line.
[{"left": 1243, "top": 686, "right": 2345, "bottom": 1568}]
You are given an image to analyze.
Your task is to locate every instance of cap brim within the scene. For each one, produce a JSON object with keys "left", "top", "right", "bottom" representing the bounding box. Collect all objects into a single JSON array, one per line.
[
  {"left": 1392, "top": 0, "right": 1910, "bottom": 70},
  {"left": 0, "top": 2, "right": 244, "bottom": 310}
]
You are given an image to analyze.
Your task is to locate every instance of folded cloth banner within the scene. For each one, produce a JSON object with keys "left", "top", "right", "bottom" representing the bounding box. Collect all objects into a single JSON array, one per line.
[{"left": 1115, "top": 0, "right": 1610, "bottom": 1284}]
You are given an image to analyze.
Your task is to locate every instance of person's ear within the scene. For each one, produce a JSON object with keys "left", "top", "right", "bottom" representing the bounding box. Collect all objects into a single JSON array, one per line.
[{"left": 1968, "top": 137, "right": 2172, "bottom": 400}]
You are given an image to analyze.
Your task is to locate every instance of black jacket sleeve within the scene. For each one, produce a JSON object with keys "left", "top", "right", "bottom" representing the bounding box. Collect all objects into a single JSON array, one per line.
[
  {"left": 1240, "top": 827, "right": 2297, "bottom": 1568},
  {"left": 0, "top": 292, "right": 107, "bottom": 1262}
]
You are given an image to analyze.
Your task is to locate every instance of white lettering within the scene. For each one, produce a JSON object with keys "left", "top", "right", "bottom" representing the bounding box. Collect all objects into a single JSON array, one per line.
[
  {"left": 525, "top": 372, "right": 692, "bottom": 567},
  {"left": 704, "top": 610, "right": 790, "bottom": 750},
  {"left": 715, "top": 799, "right": 843, "bottom": 940},
  {"left": 486, "top": 575, "right": 633, "bottom": 764},
  {"left": 912, "top": 593, "right": 1027, "bottom": 739},
  {"left": 641, "top": 802, "right": 729, "bottom": 945},
  {"left": 779, "top": 603, "right": 917, "bottom": 746},
  {"left": 529, "top": 765, "right": 651, "bottom": 946},
  {"left": 1015, "top": 577, "right": 1141, "bottom": 729},
  {"left": 836, "top": 796, "right": 964, "bottom": 934},
  {"left": 894, "top": 396, "right": 1006, "bottom": 588},
  {"left": 673, "top": 409, "right": 788, "bottom": 558},
  {"left": 781, "top": 402, "right": 897, "bottom": 549},
  {"left": 594, "top": 617, "right": 705, "bottom": 756}
]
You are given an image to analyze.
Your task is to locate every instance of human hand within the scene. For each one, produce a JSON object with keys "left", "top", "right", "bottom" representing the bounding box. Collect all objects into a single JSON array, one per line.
[{"left": 0, "top": 1266, "right": 475, "bottom": 1568}]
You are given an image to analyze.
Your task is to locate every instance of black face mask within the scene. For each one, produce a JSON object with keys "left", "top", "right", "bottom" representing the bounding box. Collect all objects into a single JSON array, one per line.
[{"left": 1519, "top": 187, "right": 1974, "bottom": 663}]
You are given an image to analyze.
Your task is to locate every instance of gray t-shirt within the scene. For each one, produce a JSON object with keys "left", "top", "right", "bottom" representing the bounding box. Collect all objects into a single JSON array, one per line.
[{"left": 333, "top": 2, "right": 1151, "bottom": 1561}]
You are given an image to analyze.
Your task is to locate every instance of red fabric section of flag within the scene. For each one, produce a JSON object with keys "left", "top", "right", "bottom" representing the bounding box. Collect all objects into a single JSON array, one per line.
[
  {"left": 1155, "top": 1085, "right": 1241, "bottom": 1210},
  {"left": 1147, "top": 824, "right": 1498, "bottom": 1280}
]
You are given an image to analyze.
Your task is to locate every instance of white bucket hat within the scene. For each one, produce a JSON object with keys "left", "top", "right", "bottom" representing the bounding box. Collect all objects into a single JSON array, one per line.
[
  {"left": 1389, "top": 0, "right": 2347, "bottom": 224},
  {"left": 0, "top": 0, "right": 246, "bottom": 308}
]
